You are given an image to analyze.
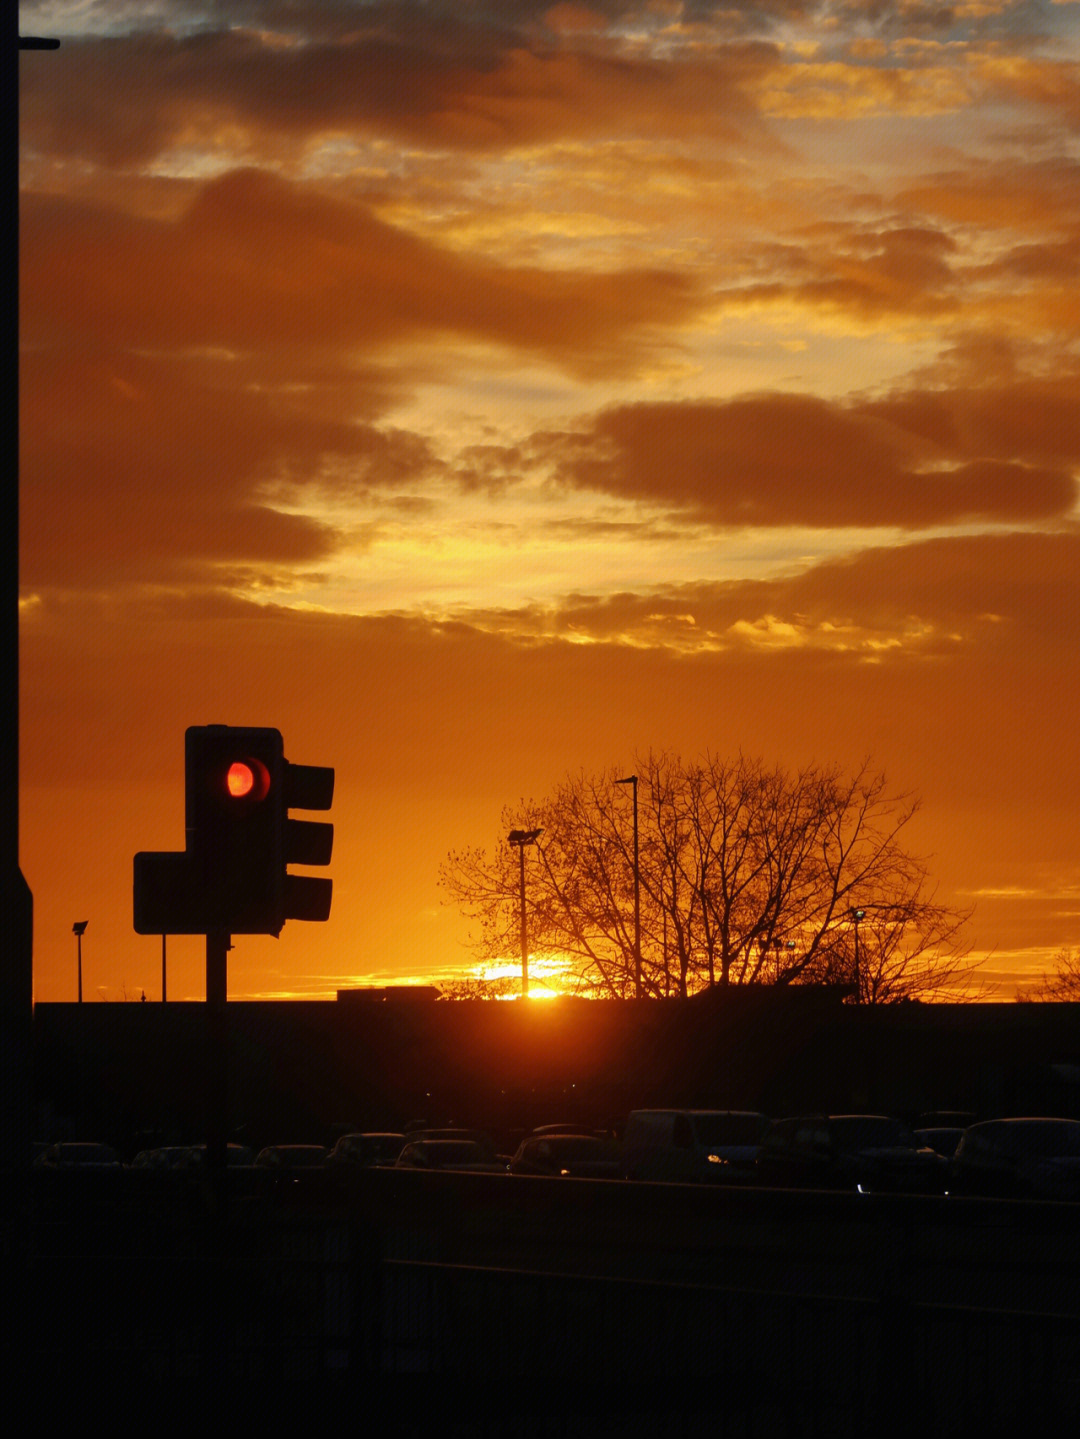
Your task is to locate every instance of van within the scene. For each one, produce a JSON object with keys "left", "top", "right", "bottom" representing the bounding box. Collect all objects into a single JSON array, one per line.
[{"left": 622, "top": 1109, "right": 769, "bottom": 1183}]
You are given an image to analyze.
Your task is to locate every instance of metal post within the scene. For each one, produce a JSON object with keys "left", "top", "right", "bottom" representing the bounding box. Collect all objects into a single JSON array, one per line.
[
  {"left": 204, "top": 929, "right": 229, "bottom": 1383},
  {"left": 853, "top": 922, "right": 859, "bottom": 1001},
  {"left": 206, "top": 930, "right": 229, "bottom": 1178},
  {"left": 617, "top": 776, "right": 642, "bottom": 999},
  {"left": 73, "top": 921, "right": 88, "bottom": 1002},
  {"left": 508, "top": 829, "right": 541, "bottom": 999},
  {"left": 850, "top": 908, "right": 866, "bottom": 1003},
  {"left": 517, "top": 842, "right": 529, "bottom": 999}
]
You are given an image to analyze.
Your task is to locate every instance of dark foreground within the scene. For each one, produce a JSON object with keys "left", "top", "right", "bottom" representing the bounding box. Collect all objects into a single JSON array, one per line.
[{"left": 14, "top": 1164, "right": 1080, "bottom": 1429}]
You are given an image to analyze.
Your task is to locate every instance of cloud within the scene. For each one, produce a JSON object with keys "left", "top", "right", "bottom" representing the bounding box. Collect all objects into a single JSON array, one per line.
[
  {"left": 715, "top": 211, "right": 1080, "bottom": 335},
  {"left": 21, "top": 171, "right": 706, "bottom": 371},
  {"left": 19, "top": 19, "right": 775, "bottom": 166},
  {"left": 438, "top": 527, "right": 1080, "bottom": 659},
  {"left": 19, "top": 167, "right": 710, "bottom": 593},
  {"left": 18, "top": 339, "right": 450, "bottom": 590},
  {"left": 22, "top": 528, "right": 1080, "bottom": 861},
  {"left": 536, "top": 383, "right": 1080, "bottom": 528},
  {"left": 896, "top": 158, "right": 1080, "bottom": 236}
]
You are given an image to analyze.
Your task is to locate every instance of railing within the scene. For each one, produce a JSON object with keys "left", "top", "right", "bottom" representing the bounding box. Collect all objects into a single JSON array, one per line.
[{"left": 20, "top": 1167, "right": 1080, "bottom": 1425}]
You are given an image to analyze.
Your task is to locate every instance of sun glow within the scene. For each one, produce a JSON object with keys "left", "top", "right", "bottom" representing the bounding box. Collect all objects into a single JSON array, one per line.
[{"left": 477, "top": 955, "right": 575, "bottom": 999}]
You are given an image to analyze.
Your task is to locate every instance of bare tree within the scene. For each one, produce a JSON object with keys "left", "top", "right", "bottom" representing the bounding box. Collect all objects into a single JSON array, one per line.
[
  {"left": 437, "top": 975, "right": 521, "bottom": 1001},
  {"left": 1020, "top": 948, "right": 1080, "bottom": 1002},
  {"left": 438, "top": 752, "right": 977, "bottom": 1002}
]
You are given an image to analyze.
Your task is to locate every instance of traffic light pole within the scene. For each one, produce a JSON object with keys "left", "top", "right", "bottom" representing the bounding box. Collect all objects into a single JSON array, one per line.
[
  {"left": 204, "top": 928, "right": 229, "bottom": 1384},
  {"left": 205, "top": 930, "right": 229, "bottom": 1188}
]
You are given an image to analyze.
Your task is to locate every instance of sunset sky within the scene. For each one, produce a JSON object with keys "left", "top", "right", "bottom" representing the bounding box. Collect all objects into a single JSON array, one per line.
[{"left": 19, "top": 0, "right": 1080, "bottom": 1003}]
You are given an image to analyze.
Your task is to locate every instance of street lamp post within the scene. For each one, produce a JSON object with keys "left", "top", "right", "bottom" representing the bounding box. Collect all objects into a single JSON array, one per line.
[
  {"left": 616, "top": 775, "right": 642, "bottom": 999},
  {"left": 72, "top": 921, "right": 88, "bottom": 1003},
  {"left": 508, "top": 829, "right": 542, "bottom": 998},
  {"left": 850, "top": 908, "right": 866, "bottom": 1002}
]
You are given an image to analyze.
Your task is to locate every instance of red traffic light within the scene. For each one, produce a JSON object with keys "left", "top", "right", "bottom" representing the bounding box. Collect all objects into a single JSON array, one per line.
[
  {"left": 225, "top": 758, "right": 270, "bottom": 800},
  {"left": 134, "top": 726, "right": 333, "bottom": 936}
]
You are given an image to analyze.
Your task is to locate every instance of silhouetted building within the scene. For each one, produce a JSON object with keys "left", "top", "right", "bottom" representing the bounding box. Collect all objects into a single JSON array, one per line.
[{"left": 31, "top": 994, "right": 1080, "bottom": 1156}]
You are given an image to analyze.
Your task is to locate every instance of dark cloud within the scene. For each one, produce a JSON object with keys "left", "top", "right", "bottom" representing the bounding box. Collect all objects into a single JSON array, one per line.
[
  {"left": 19, "top": 343, "right": 442, "bottom": 589},
  {"left": 21, "top": 172, "right": 706, "bottom": 371},
  {"left": 538, "top": 385, "right": 1079, "bottom": 528},
  {"left": 719, "top": 222, "right": 965, "bottom": 323},
  {"left": 20, "top": 165, "right": 709, "bottom": 592},
  {"left": 20, "top": 18, "right": 773, "bottom": 166}
]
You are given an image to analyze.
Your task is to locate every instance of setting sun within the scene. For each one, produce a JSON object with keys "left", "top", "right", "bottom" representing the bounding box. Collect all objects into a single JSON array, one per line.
[{"left": 477, "top": 958, "right": 573, "bottom": 1000}]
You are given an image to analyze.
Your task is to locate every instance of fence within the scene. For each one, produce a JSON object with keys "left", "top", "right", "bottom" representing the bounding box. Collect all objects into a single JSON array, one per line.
[{"left": 20, "top": 1168, "right": 1080, "bottom": 1428}]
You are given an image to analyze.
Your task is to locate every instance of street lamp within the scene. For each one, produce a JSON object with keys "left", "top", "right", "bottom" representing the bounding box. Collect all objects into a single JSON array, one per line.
[
  {"left": 72, "top": 921, "right": 88, "bottom": 1003},
  {"left": 849, "top": 908, "right": 866, "bottom": 1003},
  {"left": 615, "top": 775, "right": 642, "bottom": 999},
  {"left": 508, "top": 829, "right": 542, "bottom": 998}
]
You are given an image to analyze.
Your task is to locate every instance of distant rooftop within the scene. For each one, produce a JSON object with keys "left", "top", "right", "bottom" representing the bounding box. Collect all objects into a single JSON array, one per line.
[{"left": 337, "top": 985, "right": 442, "bottom": 1003}]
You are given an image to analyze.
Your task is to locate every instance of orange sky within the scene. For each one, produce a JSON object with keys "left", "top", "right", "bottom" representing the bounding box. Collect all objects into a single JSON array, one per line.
[{"left": 19, "top": 1, "right": 1080, "bottom": 1002}]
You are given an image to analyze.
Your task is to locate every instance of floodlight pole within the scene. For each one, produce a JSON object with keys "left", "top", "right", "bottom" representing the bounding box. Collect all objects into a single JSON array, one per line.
[
  {"left": 72, "top": 922, "right": 88, "bottom": 1003},
  {"left": 616, "top": 775, "right": 642, "bottom": 999},
  {"left": 508, "top": 829, "right": 542, "bottom": 998},
  {"left": 850, "top": 908, "right": 866, "bottom": 1003}
]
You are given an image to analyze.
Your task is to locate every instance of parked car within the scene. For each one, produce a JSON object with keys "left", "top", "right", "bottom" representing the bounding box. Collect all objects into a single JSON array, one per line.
[
  {"left": 913, "top": 1127, "right": 967, "bottom": 1159},
  {"left": 508, "top": 1133, "right": 623, "bottom": 1178},
  {"left": 531, "top": 1123, "right": 617, "bottom": 1139},
  {"left": 401, "top": 1127, "right": 502, "bottom": 1163},
  {"left": 949, "top": 1117, "right": 1080, "bottom": 1200},
  {"left": 756, "top": 1114, "right": 948, "bottom": 1194},
  {"left": 181, "top": 1143, "right": 256, "bottom": 1169},
  {"left": 254, "top": 1144, "right": 328, "bottom": 1169},
  {"left": 327, "top": 1132, "right": 406, "bottom": 1168},
  {"left": 622, "top": 1109, "right": 770, "bottom": 1183},
  {"left": 130, "top": 1145, "right": 198, "bottom": 1171},
  {"left": 395, "top": 1139, "right": 506, "bottom": 1172},
  {"left": 916, "top": 1111, "right": 978, "bottom": 1132},
  {"left": 34, "top": 1141, "right": 121, "bottom": 1169}
]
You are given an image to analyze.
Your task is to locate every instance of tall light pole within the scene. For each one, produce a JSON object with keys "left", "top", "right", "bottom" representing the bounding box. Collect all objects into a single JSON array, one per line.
[
  {"left": 72, "top": 921, "right": 88, "bottom": 1003},
  {"left": 850, "top": 908, "right": 866, "bottom": 1003},
  {"left": 616, "top": 775, "right": 641, "bottom": 999},
  {"left": 508, "top": 829, "right": 542, "bottom": 998}
]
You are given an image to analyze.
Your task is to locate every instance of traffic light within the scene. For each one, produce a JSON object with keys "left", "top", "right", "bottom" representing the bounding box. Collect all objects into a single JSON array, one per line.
[
  {"left": 134, "top": 725, "right": 334, "bottom": 935},
  {"left": 279, "top": 748, "right": 335, "bottom": 925},
  {"left": 185, "top": 725, "right": 284, "bottom": 934}
]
